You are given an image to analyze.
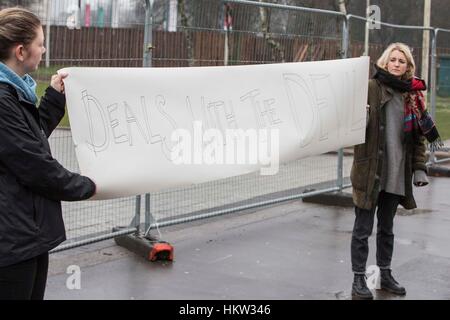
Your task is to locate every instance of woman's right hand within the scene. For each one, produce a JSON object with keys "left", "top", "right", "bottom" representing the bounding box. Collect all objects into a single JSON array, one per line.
[{"left": 50, "top": 72, "right": 68, "bottom": 94}]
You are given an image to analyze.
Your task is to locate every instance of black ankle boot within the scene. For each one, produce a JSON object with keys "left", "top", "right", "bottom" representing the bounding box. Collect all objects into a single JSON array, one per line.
[
  {"left": 380, "top": 269, "right": 406, "bottom": 296},
  {"left": 352, "top": 274, "right": 373, "bottom": 300}
]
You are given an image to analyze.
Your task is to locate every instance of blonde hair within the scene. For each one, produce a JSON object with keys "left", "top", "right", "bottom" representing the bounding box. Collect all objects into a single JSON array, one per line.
[
  {"left": 376, "top": 42, "right": 416, "bottom": 80},
  {"left": 0, "top": 7, "right": 41, "bottom": 61}
]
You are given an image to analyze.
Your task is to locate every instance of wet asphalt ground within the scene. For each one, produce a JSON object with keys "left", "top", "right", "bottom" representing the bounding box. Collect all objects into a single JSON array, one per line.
[{"left": 45, "top": 171, "right": 450, "bottom": 300}]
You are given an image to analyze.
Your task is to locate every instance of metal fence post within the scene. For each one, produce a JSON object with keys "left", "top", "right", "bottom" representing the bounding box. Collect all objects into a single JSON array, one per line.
[
  {"left": 223, "top": 0, "right": 229, "bottom": 66},
  {"left": 45, "top": 0, "right": 52, "bottom": 68},
  {"left": 429, "top": 28, "right": 438, "bottom": 164},
  {"left": 337, "top": 16, "right": 349, "bottom": 191},
  {"left": 143, "top": 0, "right": 153, "bottom": 68},
  {"left": 142, "top": 0, "right": 154, "bottom": 234},
  {"left": 342, "top": 16, "right": 349, "bottom": 59},
  {"left": 134, "top": 195, "right": 141, "bottom": 235},
  {"left": 145, "top": 193, "right": 153, "bottom": 233},
  {"left": 120, "top": 0, "right": 153, "bottom": 239}
]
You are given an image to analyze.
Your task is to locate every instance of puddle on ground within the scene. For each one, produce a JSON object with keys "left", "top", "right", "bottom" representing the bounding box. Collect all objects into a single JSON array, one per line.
[
  {"left": 397, "top": 208, "right": 433, "bottom": 216},
  {"left": 394, "top": 238, "right": 414, "bottom": 245}
]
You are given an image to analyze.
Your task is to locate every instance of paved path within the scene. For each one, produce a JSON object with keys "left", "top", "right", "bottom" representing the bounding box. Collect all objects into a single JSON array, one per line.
[{"left": 46, "top": 173, "right": 450, "bottom": 299}]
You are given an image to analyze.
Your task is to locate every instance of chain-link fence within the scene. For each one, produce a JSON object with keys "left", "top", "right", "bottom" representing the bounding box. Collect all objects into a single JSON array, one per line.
[{"left": 1, "top": 0, "right": 448, "bottom": 252}]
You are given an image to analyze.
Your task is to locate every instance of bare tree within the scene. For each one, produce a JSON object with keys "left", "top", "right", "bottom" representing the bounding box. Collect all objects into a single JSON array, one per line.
[
  {"left": 178, "top": 0, "right": 195, "bottom": 66},
  {"left": 258, "top": 0, "right": 286, "bottom": 62},
  {"left": 335, "top": 0, "right": 347, "bottom": 14}
]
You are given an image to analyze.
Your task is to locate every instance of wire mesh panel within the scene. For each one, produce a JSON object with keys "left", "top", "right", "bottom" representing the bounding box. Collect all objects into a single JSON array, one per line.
[
  {"left": 348, "top": 16, "right": 429, "bottom": 78},
  {"left": 152, "top": 0, "right": 344, "bottom": 66},
  {"left": 147, "top": 0, "right": 348, "bottom": 228},
  {"left": 1, "top": 0, "right": 350, "bottom": 247},
  {"left": 47, "top": 130, "right": 137, "bottom": 242},
  {"left": 347, "top": 15, "right": 450, "bottom": 167},
  {"left": 0, "top": 1, "right": 146, "bottom": 244},
  {"left": 225, "top": 2, "right": 344, "bottom": 64},
  {"left": 434, "top": 29, "right": 450, "bottom": 161}
]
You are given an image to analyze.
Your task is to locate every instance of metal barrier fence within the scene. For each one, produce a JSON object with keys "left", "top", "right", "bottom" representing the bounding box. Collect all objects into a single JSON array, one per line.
[
  {"left": 432, "top": 28, "right": 450, "bottom": 164},
  {"left": 1, "top": 1, "right": 448, "bottom": 252},
  {"left": 53, "top": 0, "right": 352, "bottom": 253},
  {"left": 345, "top": 15, "right": 450, "bottom": 168}
]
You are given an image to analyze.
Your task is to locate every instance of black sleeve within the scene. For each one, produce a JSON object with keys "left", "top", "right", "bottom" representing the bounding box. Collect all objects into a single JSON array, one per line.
[
  {"left": 0, "top": 94, "right": 96, "bottom": 201},
  {"left": 38, "top": 86, "right": 66, "bottom": 138}
]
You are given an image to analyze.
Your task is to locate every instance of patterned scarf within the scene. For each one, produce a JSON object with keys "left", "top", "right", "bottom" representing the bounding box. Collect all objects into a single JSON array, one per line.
[{"left": 373, "top": 65, "right": 443, "bottom": 151}]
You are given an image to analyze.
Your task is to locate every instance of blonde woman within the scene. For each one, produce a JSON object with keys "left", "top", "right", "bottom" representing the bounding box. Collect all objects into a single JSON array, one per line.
[
  {"left": 0, "top": 8, "right": 96, "bottom": 299},
  {"left": 350, "top": 43, "right": 442, "bottom": 299}
]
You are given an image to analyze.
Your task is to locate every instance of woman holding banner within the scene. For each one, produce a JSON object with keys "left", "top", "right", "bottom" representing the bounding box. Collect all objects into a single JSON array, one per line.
[
  {"left": 350, "top": 42, "right": 442, "bottom": 299},
  {"left": 0, "top": 8, "right": 96, "bottom": 300}
]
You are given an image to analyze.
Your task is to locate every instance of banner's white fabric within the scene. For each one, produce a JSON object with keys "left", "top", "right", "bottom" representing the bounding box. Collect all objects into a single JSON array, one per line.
[{"left": 62, "top": 57, "right": 369, "bottom": 199}]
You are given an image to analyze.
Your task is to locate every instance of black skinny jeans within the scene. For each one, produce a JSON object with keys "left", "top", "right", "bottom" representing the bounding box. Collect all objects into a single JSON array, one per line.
[
  {"left": 351, "top": 191, "right": 401, "bottom": 274},
  {"left": 0, "top": 252, "right": 49, "bottom": 300}
]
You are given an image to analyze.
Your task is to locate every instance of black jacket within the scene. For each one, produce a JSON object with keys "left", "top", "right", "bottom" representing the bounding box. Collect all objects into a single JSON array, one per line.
[{"left": 0, "top": 82, "right": 96, "bottom": 267}]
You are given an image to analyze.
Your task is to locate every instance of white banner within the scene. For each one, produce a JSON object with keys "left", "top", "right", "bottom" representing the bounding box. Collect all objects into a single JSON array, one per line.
[{"left": 62, "top": 57, "right": 369, "bottom": 199}]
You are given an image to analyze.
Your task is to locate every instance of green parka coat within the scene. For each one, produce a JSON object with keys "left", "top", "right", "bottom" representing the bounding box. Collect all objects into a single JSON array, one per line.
[{"left": 350, "top": 79, "right": 427, "bottom": 210}]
